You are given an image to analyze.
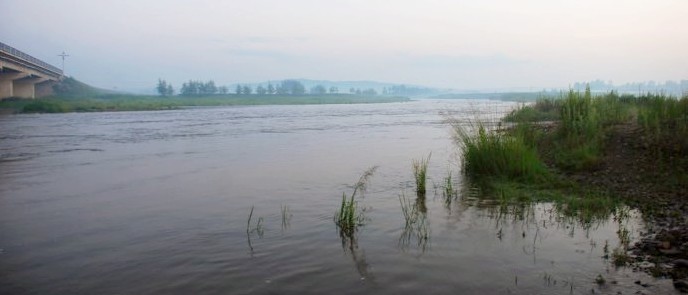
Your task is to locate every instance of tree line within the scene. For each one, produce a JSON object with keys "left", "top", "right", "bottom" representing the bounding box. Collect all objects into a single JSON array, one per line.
[
  {"left": 156, "top": 79, "right": 388, "bottom": 97},
  {"left": 573, "top": 79, "right": 688, "bottom": 96}
]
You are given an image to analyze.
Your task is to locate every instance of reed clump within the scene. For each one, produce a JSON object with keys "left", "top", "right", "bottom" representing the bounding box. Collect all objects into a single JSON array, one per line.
[
  {"left": 452, "top": 122, "right": 549, "bottom": 183},
  {"left": 412, "top": 153, "right": 431, "bottom": 197},
  {"left": 452, "top": 86, "right": 688, "bottom": 226},
  {"left": 636, "top": 94, "right": 688, "bottom": 156},
  {"left": 441, "top": 171, "right": 457, "bottom": 206},
  {"left": 334, "top": 166, "right": 378, "bottom": 236}
]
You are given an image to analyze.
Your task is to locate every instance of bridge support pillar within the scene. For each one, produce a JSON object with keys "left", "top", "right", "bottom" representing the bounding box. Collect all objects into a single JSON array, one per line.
[
  {"left": 13, "top": 78, "right": 39, "bottom": 99},
  {"left": 0, "top": 72, "right": 25, "bottom": 99}
]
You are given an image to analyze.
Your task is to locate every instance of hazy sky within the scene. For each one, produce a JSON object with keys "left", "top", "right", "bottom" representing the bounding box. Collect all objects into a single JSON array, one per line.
[{"left": 2, "top": 0, "right": 687, "bottom": 92}]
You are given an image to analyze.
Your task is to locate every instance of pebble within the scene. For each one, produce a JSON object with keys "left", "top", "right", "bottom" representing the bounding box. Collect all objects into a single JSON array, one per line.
[
  {"left": 674, "top": 279, "right": 688, "bottom": 292},
  {"left": 675, "top": 259, "right": 688, "bottom": 269},
  {"left": 659, "top": 248, "right": 682, "bottom": 256}
]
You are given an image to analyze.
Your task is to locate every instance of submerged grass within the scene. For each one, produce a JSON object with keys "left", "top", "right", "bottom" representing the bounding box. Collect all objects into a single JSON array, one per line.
[
  {"left": 334, "top": 166, "right": 378, "bottom": 237},
  {"left": 441, "top": 171, "right": 457, "bottom": 207},
  {"left": 412, "top": 153, "right": 431, "bottom": 197},
  {"left": 281, "top": 204, "right": 292, "bottom": 230},
  {"left": 398, "top": 192, "right": 429, "bottom": 251},
  {"left": 246, "top": 206, "right": 264, "bottom": 237}
]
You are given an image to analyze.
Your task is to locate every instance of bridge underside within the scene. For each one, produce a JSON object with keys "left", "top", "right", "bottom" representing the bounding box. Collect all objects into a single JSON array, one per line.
[{"left": 0, "top": 55, "right": 62, "bottom": 100}]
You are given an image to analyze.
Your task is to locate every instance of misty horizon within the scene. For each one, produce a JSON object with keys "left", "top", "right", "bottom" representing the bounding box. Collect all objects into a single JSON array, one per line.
[{"left": 2, "top": 0, "right": 687, "bottom": 93}]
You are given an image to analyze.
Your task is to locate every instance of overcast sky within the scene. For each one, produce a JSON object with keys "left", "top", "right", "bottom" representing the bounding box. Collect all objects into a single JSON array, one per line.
[{"left": 2, "top": 0, "right": 687, "bottom": 92}]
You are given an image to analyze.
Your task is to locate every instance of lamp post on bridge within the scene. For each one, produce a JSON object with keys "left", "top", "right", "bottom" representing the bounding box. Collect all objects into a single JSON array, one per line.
[{"left": 58, "top": 51, "right": 69, "bottom": 75}]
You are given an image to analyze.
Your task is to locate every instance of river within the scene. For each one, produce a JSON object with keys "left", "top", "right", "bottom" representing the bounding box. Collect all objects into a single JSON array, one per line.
[{"left": 0, "top": 99, "right": 675, "bottom": 294}]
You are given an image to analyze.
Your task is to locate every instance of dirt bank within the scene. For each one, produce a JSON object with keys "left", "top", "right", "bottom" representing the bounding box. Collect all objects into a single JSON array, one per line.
[{"left": 542, "top": 121, "right": 688, "bottom": 291}]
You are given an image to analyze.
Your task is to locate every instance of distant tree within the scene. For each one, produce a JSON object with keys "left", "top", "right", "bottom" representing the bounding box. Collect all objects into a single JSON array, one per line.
[
  {"left": 157, "top": 79, "right": 172, "bottom": 96},
  {"left": 361, "top": 88, "right": 377, "bottom": 96},
  {"left": 280, "top": 80, "right": 305, "bottom": 95},
  {"left": 179, "top": 80, "right": 222, "bottom": 96},
  {"left": 180, "top": 82, "right": 189, "bottom": 95},
  {"left": 355, "top": 88, "right": 361, "bottom": 95},
  {"left": 243, "top": 85, "right": 253, "bottom": 95},
  {"left": 198, "top": 80, "right": 217, "bottom": 95},
  {"left": 310, "top": 84, "right": 327, "bottom": 95},
  {"left": 329, "top": 86, "right": 338, "bottom": 94},
  {"left": 267, "top": 83, "right": 276, "bottom": 95},
  {"left": 166, "top": 84, "right": 174, "bottom": 96},
  {"left": 349, "top": 87, "right": 356, "bottom": 94},
  {"left": 180, "top": 80, "right": 200, "bottom": 96},
  {"left": 256, "top": 85, "right": 267, "bottom": 95},
  {"left": 276, "top": 85, "right": 287, "bottom": 95},
  {"left": 236, "top": 85, "right": 243, "bottom": 95},
  {"left": 219, "top": 86, "right": 229, "bottom": 95}
]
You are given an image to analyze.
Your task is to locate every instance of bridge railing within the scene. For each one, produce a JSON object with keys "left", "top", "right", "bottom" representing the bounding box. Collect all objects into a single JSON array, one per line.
[{"left": 0, "top": 41, "right": 63, "bottom": 76}]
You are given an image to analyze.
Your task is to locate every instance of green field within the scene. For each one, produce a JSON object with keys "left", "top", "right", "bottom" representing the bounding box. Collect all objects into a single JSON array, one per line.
[{"left": 0, "top": 94, "right": 411, "bottom": 113}]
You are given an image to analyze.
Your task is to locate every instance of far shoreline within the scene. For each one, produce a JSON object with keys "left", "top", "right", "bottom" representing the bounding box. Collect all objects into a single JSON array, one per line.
[{"left": 0, "top": 94, "right": 411, "bottom": 114}]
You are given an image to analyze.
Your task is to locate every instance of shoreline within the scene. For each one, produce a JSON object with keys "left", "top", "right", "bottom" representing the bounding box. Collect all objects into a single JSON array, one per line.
[
  {"left": 0, "top": 94, "right": 411, "bottom": 114},
  {"left": 455, "top": 90, "right": 688, "bottom": 291}
]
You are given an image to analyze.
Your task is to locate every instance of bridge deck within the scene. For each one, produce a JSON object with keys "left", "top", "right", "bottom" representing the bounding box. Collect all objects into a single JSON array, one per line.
[{"left": 0, "top": 42, "right": 63, "bottom": 77}]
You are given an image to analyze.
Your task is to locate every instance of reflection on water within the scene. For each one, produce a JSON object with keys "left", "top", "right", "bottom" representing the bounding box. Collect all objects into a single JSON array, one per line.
[
  {"left": 398, "top": 193, "right": 430, "bottom": 253},
  {"left": 0, "top": 100, "right": 676, "bottom": 294}
]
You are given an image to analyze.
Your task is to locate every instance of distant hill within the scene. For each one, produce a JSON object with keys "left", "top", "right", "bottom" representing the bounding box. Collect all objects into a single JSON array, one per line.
[{"left": 52, "top": 77, "right": 119, "bottom": 96}]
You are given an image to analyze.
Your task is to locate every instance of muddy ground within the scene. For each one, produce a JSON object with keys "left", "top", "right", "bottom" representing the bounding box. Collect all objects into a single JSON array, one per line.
[{"left": 539, "top": 122, "right": 688, "bottom": 291}]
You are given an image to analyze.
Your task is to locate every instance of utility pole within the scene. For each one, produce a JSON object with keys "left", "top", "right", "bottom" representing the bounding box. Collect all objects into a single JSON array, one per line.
[{"left": 58, "top": 51, "right": 69, "bottom": 75}]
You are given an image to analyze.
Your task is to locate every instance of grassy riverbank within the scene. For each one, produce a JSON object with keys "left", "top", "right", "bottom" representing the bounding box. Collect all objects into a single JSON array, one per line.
[
  {"left": 0, "top": 94, "right": 410, "bottom": 113},
  {"left": 453, "top": 88, "right": 688, "bottom": 284}
]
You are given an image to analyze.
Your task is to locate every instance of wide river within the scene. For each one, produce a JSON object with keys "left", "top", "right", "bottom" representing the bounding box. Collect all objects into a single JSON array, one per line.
[{"left": 0, "top": 99, "right": 675, "bottom": 294}]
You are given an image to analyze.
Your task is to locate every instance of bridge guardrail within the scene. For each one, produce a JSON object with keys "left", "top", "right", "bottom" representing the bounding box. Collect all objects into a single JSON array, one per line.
[{"left": 0, "top": 41, "right": 63, "bottom": 76}]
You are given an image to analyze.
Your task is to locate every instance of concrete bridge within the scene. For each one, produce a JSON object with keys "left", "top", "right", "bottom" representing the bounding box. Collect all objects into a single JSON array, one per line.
[{"left": 0, "top": 42, "right": 63, "bottom": 99}]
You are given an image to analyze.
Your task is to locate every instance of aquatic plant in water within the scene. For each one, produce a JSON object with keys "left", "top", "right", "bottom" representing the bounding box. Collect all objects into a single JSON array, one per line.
[
  {"left": 246, "top": 206, "right": 264, "bottom": 252},
  {"left": 413, "top": 153, "right": 431, "bottom": 197},
  {"left": 246, "top": 206, "right": 264, "bottom": 237},
  {"left": 398, "top": 192, "right": 429, "bottom": 252},
  {"left": 441, "top": 171, "right": 457, "bottom": 208},
  {"left": 334, "top": 166, "right": 378, "bottom": 237},
  {"left": 281, "top": 204, "right": 292, "bottom": 230}
]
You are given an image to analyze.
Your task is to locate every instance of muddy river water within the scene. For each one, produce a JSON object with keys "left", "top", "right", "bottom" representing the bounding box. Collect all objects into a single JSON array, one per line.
[{"left": 0, "top": 99, "right": 676, "bottom": 294}]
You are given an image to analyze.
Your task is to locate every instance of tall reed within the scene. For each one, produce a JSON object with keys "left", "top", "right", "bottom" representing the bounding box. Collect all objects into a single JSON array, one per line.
[
  {"left": 452, "top": 122, "right": 549, "bottom": 183},
  {"left": 637, "top": 94, "right": 688, "bottom": 155},
  {"left": 413, "top": 153, "right": 431, "bottom": 197},
  {"left": 335, "top": 166, "right": 378, "bottom": 236}
]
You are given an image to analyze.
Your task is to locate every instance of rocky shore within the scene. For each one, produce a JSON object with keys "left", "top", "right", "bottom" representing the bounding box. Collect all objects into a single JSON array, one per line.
[{"left": 544, "top": 121, "right": 688, "bottom": 292}]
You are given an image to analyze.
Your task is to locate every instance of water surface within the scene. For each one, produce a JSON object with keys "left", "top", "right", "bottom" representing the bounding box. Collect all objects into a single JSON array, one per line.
[{"left": 0, "top": 100, "right": 675, "bottom": 294}]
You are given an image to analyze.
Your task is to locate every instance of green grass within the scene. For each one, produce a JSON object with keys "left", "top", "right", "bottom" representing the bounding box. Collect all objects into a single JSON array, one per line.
[
  {"left": 636, "top": 94, "right": 688, "bottom": 156},
  {"left": 412, "top": 153, "right": 431, "bottom": 197},
  {"left": 0, "top": 94, "right": 411, "bottom": 113},
  {"left": 506, "top": 89, "right": 633, "bottom": 172},
  {"left": 504, "top": 98, "right": 562, "bottom": 122},
  {"left": 452, "top": 122, "right": 550, "bottom": 183},
  {"left": 441, "top": 171, "right": 457, "bottom": 207},
  {"left": 334, "top": 167, "right": 378, "bottom": 237},
  {"left": 453, "top": 87, "right": 688, "bottom": 227}
]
